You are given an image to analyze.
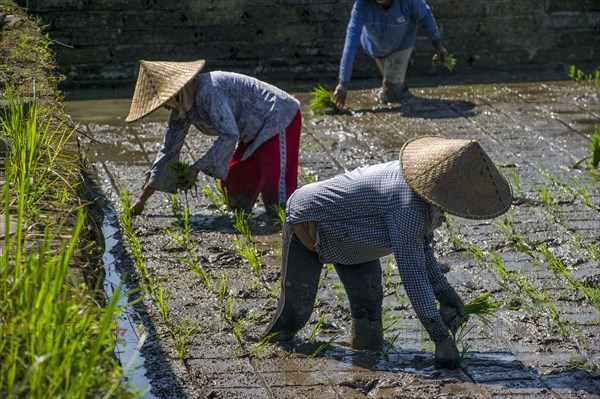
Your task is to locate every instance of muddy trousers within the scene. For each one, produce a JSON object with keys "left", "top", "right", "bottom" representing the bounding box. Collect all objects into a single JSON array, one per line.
[
  {"left": 266, "top": 231, "right": 384, "bottom": 351},
  {"left": 221, "top": 110, "right": 302, "bottom": 213}
]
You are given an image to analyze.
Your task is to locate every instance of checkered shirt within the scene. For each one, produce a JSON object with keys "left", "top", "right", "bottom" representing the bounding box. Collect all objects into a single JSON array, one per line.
[{"left": 286, "top": 160, "right": 452, "bottom": 342}]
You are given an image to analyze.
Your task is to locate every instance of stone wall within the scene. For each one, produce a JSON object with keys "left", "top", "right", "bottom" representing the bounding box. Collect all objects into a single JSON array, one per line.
[{"left": 20, "top": 0, "right": 600, "bottom": 97}]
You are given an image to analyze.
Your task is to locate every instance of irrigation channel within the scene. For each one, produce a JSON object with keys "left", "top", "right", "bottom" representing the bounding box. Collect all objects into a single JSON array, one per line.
[{"left": 67, "top": 80, "right": 600, "bottom": 398}]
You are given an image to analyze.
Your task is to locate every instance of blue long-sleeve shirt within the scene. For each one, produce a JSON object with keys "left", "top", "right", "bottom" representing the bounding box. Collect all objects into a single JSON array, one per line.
[
  {"left": 339, "top": 0, "right": 442, "bottom": 84},
  {"left": 286, "top": 161, "right": 452, "bottom": 343}
]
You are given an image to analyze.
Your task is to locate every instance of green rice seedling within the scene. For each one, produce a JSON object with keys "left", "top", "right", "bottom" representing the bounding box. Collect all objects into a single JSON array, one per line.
[
  {"left": 433, "top": 53, "right": 457, "bottom": 72},
  {"left": 382, "top": 306, "right": 403, "bottom": 357},
  {"left": 270, "top": 202, "right": 286, "bottom": 225},
  {"left": 233, "top": 209, "right": 253, "bottom": 243},
  {"left": 323, "top": 263, "right": 334, "bottom": 279},
  {"left": 442, "top": 54, "right": 457, "bottom": 71},
  {"left": 169, "top": 160, "right": 190, "bottom": 181},
  {"left": 201, "top": 179, "right": 229, "bottom": 215},
  {"left": 300, "top": 167, "right": 317, "bottom": 185},
  {"left": 333, "top": 281, "right": 344, "bottom": 303},
  {"left": 269, "top": 280, "right": 281, "bottom": 298},
  {"left": 308, "top": 85, "right": 337, "bottom": 114},
  {"left": 383, "top": 257, "right": 394, "bottom": 288},
  {"left": 235, "top": 239, "right": 263, "bottom": 276},
  {"left": 217, "top": 275, "right": 229, "bottom": 301},
  {"left": 248, "top": 333, "right": 277, "bottom": 358},
  {"left": 444, "top": 213, "right": 463, "bottom": 248},
  {"left": 178, "top": 256, "right": 214, "bottom": 290},
  {"left": 452, "top": 293, "right": 498, "bottom": 362},
  {"left": 151, "top": 285, "right": 171, "bottom": 325},
  {"left": 466, "top": 243, "right": 484, "bottom": 264},
  {"left": 568, "top": 64, "right": 585, "bottom": 82},
  {"left": 570, "top": 178, "right": 598, "bottom": 211},
  {"left": 591, "top": 128, "right": 600, "bottom": 168},
  {"left": 464, "top": 292, "right": 499, "bottom": 317},
  {"left": 310, "top": 335, "right": 339, "bottom": 358},
  {"left": 539, "top": 244, "right": 600, "bottom": 312},
  {"left": 172, "top": 317, "right": 200, "bottom": 360},
  {"left": 308, "top": 311, "right": 327, "bottom": 343}
]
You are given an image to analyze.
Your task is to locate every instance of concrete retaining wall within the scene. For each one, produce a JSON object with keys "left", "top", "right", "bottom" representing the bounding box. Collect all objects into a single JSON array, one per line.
[{"left": 20, "top": 0, "right": 600, "bottom": 97}]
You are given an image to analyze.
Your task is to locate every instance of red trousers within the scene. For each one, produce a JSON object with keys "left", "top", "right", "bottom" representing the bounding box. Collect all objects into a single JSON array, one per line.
[{"left": 221, "top": 110, "right": 302, "bottom": 212}]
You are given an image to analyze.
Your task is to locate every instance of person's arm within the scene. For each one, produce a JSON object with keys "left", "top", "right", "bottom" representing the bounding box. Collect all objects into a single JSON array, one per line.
[
  {"left": 335, "top": 1, "right": 366, "bottom": 109},
  {"left": 388, "top": 212, "right": 460, "bottom": 369},
  {"left": 192, "top": 88, "right": 240, "bottom": 181},
  {"left": 131, "top": 113, "right": 191, "bottom": 214},
  {"left": 424, "top": 232, "right": 468, "bottom": 333},
  {"left": 414, "top": 0, "right": 446, "bottom": 60}
]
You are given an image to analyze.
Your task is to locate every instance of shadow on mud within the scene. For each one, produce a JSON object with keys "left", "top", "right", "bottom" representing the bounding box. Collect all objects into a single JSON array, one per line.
[
  {"left": 353, "top": 96, "right": 476, "bottom": 119},
  {"left": 273, "top": 341, "right": 600, "bottom": 395}
]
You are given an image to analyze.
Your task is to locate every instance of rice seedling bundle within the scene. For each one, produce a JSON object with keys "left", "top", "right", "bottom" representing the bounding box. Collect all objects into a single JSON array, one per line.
[
  {"left": 433, "top": 54, "right": 457, "bottom": 72},
  {"left": 464, "top": 292, "right": 499, "bottom": 316},
  {"left": 308, "top": 85, "right": 336, "bottom": 114}
]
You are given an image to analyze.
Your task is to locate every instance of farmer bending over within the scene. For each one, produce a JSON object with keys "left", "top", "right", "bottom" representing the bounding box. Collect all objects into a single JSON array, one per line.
[
  {"left": 266, "top": 136, "right": 512, "bottom": 369},
  {"left": 126, "top": 60, "right": 302, "bottom": 216},
  {"left": 334, "top": 0, "right": 446, "bottom": 107}
]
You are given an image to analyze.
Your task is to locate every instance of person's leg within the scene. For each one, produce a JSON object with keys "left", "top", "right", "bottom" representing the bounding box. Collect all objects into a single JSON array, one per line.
[
  {"left": 265, "top": 224, "right": 323, "bottom": 340},
  {"left": 220, "top": 142, "right": 261, "bottom": 213},
  {"left": 377, "top": 47, "right": 413, "bottom": 103},
  {"left": 259, "top": 110, "right": 302, "bottom": 213},
  {"left": 333, "top": 260, "right": 384, "bottom": 350}
]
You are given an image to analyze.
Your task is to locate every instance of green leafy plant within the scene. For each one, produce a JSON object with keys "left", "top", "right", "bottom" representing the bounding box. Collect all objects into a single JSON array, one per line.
[{"left": 308, "top": 85, "right": 336, "bottom": 114}]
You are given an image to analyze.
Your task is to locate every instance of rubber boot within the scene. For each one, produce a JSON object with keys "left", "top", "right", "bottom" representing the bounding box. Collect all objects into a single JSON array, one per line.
[
  {"left": 351, "top": 318, "right": 384, "bottom": 351},
  {"left": 265, "top": 230, "right": 323, "bottom": 341},
  {"left": 334, "top": 261, "right": 384, "bottom": 351},
  {"left": 379, "top": 83, "right": 411, "bottom": 104}
]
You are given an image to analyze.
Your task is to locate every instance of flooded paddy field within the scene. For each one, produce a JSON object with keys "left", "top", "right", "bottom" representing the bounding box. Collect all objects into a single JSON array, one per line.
[{"left": 68, "top": 79, "right": 600, "bottom": 398}]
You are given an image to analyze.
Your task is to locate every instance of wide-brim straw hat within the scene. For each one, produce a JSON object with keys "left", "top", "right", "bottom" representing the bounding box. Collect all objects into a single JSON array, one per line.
[
  {"left": 400, "top": 136, "right": 512, "bottom": 219},
  {"left": 126, "top": 59, "right": 205, "bottom": 123}
]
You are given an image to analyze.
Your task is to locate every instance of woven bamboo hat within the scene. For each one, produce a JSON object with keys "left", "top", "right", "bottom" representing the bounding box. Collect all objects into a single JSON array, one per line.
[
  {"left": 126, "top": 59, "right": 205, "bottom": 123},
  {"left": 400, "top": 136, "right": 512, "bottom": 219}
]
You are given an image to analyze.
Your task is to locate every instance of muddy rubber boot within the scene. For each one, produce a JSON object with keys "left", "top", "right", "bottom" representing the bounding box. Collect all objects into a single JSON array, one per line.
[
  {"left": 334, "top": 260, "right": 384, "bottom": 351},
  {"left": 351, "top": 318, "right": 384, "bottom": 351},
  {"left": 265, "top": 233, "right": 323, "bottom": 341},
  {"left": 378, "top": 83, "right": 410, "bottom": 104}
]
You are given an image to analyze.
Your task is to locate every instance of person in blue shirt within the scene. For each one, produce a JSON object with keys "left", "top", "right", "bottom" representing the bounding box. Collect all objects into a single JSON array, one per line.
[{"left": 333, "top": 0, "right": 446, "bottom": 108}]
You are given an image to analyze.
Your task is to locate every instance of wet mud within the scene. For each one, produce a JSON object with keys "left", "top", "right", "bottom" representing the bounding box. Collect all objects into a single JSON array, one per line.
[{"left": 69, "top": 80, "right": 600, "bottom": 398}]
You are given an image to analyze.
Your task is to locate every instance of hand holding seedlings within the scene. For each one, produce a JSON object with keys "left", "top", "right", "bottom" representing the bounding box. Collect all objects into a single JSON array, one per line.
[{"left": 438, "top": 286, "right": 469, "bottom": 334}]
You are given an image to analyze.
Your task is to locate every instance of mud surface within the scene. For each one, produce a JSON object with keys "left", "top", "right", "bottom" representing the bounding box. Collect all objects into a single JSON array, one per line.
[{"left": 69, "top": 80, "right": 600, "bottom": 398}]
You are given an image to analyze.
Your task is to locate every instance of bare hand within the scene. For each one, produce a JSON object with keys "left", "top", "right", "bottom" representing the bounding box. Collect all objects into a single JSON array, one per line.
[
  {"left": 333, "top": 83, "right": 347, "bottom": 110},
  {"left": 177, "top": 165, "right": 200, "bottom": 191},
  {"left": 434, "top": 45, "right": 447, "bottom": 62},
  {"left": 131, "top": 199, "right": 145, "bottom": 216}
]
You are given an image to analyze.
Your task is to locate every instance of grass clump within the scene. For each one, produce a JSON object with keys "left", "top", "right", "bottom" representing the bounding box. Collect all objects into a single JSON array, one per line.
[
  {"left": 308, "top": 85, "right": 336, "bottom": 114},
  {"left": 0, "top": 90, "right": 134, "bottom": 397}
]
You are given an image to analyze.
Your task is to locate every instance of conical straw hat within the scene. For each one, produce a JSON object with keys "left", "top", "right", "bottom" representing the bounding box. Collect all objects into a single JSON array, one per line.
[
  {"left": 400, "top": 136, "right": 512, "bottom": 219},
  {"left": 126, "top": 59, "right": 205, "bottom": 122}
]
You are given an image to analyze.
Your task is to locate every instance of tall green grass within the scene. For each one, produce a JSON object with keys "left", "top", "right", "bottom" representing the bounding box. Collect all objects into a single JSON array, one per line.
[{"left": 0, "top": 92, "right": 133, "bottom": 397}]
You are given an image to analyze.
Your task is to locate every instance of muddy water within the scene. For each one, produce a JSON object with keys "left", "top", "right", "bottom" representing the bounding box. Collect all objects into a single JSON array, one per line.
[{"left": 68, "top": 81, "right": 600, "bottom": 398}]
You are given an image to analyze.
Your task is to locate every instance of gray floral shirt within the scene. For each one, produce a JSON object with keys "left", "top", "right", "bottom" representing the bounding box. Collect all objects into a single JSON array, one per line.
[
  {"left": 286, "top": 160, "right": 452, "bottom": 342},
  {"left": 147, "top": 71, "right": 300, "bottom": 193}
]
